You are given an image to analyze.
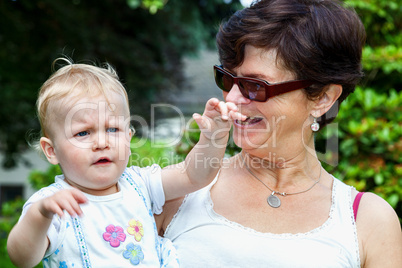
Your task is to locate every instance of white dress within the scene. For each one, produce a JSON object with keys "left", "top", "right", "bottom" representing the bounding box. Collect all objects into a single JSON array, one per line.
[
  {"left": 20, "top": 165, "right": 179, "bottom": 267},
  {"left": 164, "top": 176, "right": 360, "bottom": 267}
]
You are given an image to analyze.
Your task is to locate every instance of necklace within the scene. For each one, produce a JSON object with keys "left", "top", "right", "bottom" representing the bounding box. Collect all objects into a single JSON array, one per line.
[{"left": 240, "top": 153, "right": 322, "bottom": 208}]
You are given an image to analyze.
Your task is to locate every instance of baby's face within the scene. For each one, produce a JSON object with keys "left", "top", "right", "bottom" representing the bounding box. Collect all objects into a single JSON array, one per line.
[{"left": 48, "top": 91, "right": 132, "bottom": 195}]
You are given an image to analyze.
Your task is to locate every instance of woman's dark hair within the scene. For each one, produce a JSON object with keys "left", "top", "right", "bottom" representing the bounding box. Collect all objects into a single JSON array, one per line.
[{"left": 216, "top": 0, "right": 366, "bottom": 127}]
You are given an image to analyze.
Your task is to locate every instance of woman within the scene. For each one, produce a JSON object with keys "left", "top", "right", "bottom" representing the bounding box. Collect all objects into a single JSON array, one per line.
[{"left": 156, "top": 0, "right": 402, "bottom": 267}]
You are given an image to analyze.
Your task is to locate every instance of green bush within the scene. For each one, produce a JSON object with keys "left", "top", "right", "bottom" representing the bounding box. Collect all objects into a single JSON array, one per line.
[
  {"left": 317, "top": 87, "right": 402, "bottom": 218},
  {"left": 129, "top": 137, "right": 177, "bottom": 168},
  {"left": 0, "top": 198, "right": 28, "bottom": 268}
]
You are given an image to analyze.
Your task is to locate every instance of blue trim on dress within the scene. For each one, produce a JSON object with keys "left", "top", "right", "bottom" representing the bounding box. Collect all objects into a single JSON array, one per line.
[
  {"left": 72, "top": 216, "right": 92, "bottom": 268},
  {"left": 122, "top": 171, "right": 162, "bottom": 261}
]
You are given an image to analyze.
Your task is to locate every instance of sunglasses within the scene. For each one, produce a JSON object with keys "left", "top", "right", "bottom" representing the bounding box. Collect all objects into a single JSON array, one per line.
[{"left": 214, "top": 65, "right": 314, "bottom": 102}]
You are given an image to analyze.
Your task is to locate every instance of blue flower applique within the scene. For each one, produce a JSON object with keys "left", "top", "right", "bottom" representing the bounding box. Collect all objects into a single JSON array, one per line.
[
  {"left": 123, "top": 242, "right": 144, "bottom": 265},
  {"left": 59, "top": 261, "right": 68, "bottom": 268}
]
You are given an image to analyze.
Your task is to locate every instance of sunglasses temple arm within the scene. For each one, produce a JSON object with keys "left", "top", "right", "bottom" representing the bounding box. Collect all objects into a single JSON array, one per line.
[{"left": 267, "top": 80, "right": 314, "bottom": 99}]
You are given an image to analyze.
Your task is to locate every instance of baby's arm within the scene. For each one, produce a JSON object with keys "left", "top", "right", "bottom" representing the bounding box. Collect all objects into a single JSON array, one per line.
[
  {"left": 7, "top": 189, "right": 87, "bottom": 267},
  {"left": 162, "top": 98, "right": 245, "bottom": 200}
]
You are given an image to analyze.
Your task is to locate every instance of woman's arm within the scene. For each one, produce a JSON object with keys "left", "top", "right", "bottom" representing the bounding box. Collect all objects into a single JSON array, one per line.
[{"left": 357, "top": 192, "right": 402, "bottom": 267}]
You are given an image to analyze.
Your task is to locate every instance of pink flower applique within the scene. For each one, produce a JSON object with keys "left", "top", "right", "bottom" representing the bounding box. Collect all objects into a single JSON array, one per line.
[
  {"left": 103, "top": 224, "right": 126, "bottom": 247},
  {"left": 127, "top": 219, "right": 144, "bottom": 242}
]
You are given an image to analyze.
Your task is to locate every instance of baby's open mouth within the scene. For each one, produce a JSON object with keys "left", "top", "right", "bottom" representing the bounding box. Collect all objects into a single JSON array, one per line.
[{"left": 95, "top": 158, "right": 111, "bottom": 164}]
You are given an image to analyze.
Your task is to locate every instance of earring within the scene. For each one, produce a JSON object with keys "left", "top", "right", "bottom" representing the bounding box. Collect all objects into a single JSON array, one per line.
[{"left": 311, "top": 117, "right": 320, "bottom": 132}]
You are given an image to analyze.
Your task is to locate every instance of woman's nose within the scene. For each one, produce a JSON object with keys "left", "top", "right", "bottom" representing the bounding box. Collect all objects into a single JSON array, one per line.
[{"left": 224, "top": 84, "right": 251, "bottom": 105}]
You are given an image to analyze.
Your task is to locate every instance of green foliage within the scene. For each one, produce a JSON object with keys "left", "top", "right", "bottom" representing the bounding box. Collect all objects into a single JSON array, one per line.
[
  {"left": 338, "top": 1, "right": 402, "bottom": 220},
  {"left": 316, "top": 88, "right": 402, "bottom": 216},
  {"left": 29, "top": 164, "right": 62, "bottom": 190},
  {"left": 129, "top": 136, "right": 177, "bottom": 168},
  {"left": 346, "top": 0, "right": 402, "bottom": 92},
  {"left": 363, "top": 46, "right": 402, "bottom": 74},
  {"left": 0, "top": 198, "right": 41, "bottom": 267},
  {"left": 0, "top": 198, "right": 33, "bottom": 268},
  {"left": 0, "top": 166, "right": 58, "bottom": 266},
  {"left": 0, "top": 0, "right": 241, "bottom": 168},
  {"left": 127, "top": 0, "right": 166, "bottom": 14},
  {"left": 174, "top": 120, "right": 201, "bottom": 161}
]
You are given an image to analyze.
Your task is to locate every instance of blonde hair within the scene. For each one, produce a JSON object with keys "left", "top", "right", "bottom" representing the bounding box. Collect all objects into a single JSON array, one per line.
[{"left": 37, "top": 57, "right": 130, "bottom": 138}]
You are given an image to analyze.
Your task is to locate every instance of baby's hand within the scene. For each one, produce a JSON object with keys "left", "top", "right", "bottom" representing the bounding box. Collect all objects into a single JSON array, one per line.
[
  {"left": 38, "top": 189, "right": 88, "bottom": 219},
  {"left": 192, "top": 98, "right": 246, "bottom": 140}
]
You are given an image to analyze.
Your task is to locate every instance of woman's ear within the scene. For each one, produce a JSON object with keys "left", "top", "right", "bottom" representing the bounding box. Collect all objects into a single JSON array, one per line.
[
  {"left": 312, "top": 84, "right": 342, "bottom": 117},
  {"left": 40, "top": 137, "right": 59, "bottom": 165}
]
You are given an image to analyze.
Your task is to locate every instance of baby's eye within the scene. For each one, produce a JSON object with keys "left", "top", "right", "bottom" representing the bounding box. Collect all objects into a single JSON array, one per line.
[
  {"left": 107, "top": 128, "right": 118, "bottom": 133},
  {"left": 76, "top": 131, "right": 89, "bottom": 137}
]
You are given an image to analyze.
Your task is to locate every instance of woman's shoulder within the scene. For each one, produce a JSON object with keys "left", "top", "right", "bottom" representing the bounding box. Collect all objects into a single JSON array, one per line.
[
  {"left": 357, "top": 192, "right": 399, "bottom": 227},
  {"left": 343, "top": 179, "right": 399, "bottom": 230},
  {"left": 356, "top": 192, "right": 402, "bottom": 267}
]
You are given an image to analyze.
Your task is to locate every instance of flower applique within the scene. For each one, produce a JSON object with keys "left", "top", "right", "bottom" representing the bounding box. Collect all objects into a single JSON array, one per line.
[
  {"left": 123, "top": 242, "right": 144, "bottom": 265},
  {"left": 127, "top": 219, "right": 144, "bottom": 242},
  {"left": 59, "top": 261, "right": 68, "bottom": 268},
  {"left": 103, "top": 224, "right": 126, "bottom": 247}
]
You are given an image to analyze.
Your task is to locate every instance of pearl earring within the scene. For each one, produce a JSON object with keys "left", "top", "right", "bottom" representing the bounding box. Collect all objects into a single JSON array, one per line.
[{"left": 311, "top": 117, "right": 320, "bottom": 132}]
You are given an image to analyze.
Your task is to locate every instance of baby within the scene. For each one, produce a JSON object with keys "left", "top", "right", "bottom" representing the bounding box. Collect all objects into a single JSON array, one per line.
[{"left": 7, "top": 58, "right": 244, "bottom": 267}]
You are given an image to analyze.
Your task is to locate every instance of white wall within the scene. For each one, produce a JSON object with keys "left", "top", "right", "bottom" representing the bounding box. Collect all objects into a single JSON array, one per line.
[{"left": 0, "top": 150, "right": 50, "bottom": 201}]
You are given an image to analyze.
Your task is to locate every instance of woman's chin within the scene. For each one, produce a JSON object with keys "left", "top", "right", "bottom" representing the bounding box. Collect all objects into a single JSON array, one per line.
[{"left": 232, "top": 130, "right": 269, "bottom": 151}]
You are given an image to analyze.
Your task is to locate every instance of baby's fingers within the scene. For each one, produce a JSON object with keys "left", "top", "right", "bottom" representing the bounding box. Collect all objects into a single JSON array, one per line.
[
  {"left": 216, "top": 101, "right": 229, "bottom": 121},
  {"left": 204, "top": 98, "right": 230, "bottom": 121},
  {"left": 61, "top": 202, "right": 82, "bottom": 218},
  {"left": 193, "top": 113, "right": 208, "bottom": 130},
  {"left": 229, "top": 110, "right": 247, "bottom": 122},
  {"left": 224, "top": 102, "right": 246, "bottom": 121},
  {"left": 38, "top": 199, "right": 64, "bottom": 219},
  {"left": 225, "top": 102, "right": 238, "bottom": 113},
  {"left": 70, "top": 188, "right": 88, "bottom": 204},
  {"left": 67, "top": 189, "right": 87, "bottom": 216}
]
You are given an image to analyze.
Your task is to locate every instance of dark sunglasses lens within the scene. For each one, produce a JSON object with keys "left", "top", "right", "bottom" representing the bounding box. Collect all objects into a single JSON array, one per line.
[
  {"left": 214, "top": 68, "right": 233, "bottom": 92},
  {"left": 238, "top": 79, "right": 266, "bottom": 101}
]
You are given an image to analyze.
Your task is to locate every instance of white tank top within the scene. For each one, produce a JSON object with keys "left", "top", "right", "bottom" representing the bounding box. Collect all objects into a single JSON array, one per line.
[{"left": 164, "top": 176, "right": 360, "bottom": 267}]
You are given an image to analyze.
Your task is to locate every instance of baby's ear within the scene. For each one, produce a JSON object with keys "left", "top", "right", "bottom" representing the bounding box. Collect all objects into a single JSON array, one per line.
[
  {"left": 128, "top": 127, "right": 134, "bottom": 156},
  {"left": 40, "top": 137, "right": 59, "bottom": 165},
  {"left": 128, "top": 126, "right": 135, "bottom": 141}
]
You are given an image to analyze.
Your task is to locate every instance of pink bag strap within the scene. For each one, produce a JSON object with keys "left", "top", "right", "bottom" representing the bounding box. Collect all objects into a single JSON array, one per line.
[{"left": 353, "top": 192, "right": 365, "bottom": 221}]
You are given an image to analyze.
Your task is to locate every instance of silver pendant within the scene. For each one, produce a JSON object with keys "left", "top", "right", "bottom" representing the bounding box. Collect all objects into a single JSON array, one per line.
[{"left": 267, "top": 193, "right": 281, "bottom": 208}]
